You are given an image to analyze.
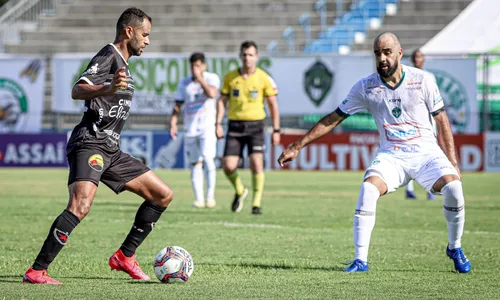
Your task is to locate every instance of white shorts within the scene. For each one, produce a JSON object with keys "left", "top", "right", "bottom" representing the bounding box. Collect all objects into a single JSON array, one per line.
[
  {"left": 184, "top": 134, "right": 217, "bottom": 164},
  {"left": 364, "top": 150, "right": 458, "bottom": 194}
]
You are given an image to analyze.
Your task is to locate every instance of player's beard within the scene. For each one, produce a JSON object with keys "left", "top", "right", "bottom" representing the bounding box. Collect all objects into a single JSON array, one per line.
[
  {"left": 128, "top": 37, "right": 142, "bottom": 57},
  {"left": 377, "top": 60, "right": 398, "bottom": 78}
]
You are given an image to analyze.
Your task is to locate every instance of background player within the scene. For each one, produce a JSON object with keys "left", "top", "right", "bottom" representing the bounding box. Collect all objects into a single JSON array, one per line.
[
  {"left": 216, "top": 41, "right": 280, "bottom": 215},
  {"left": 170, "top": 52, "right": 220, "bottom": 208},
  {"left": 278, "top": 32, "right": 470, "bottom": 274},
  {"left": 23, "top": 8, "right": 174, "bottom": 284},
  {"left": 405, "top": 49, "right": 436, "bottom": 200}
]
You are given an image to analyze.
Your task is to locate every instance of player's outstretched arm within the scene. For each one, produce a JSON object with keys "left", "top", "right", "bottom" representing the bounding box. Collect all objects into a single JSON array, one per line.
[
  {"left": 278, "top": 110, "right": 345, "bottom": 167},
  {"left": 71, "top": 67, "right": 127, "bottom": 100},
  {"left": 434, "top": 110, "right": 461, "bottom": 177}
]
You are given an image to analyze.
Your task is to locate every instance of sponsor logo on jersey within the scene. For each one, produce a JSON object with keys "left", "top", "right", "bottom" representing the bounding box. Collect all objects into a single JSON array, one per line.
[
  {"left": 384, "top": 122, "right": 422, "bottom": 142},
  {"left": 88, "top": 154, "right": 104, "bottom": 172},
  {"left": 304, "top": 60, "right": 334, "bottom": 107}
]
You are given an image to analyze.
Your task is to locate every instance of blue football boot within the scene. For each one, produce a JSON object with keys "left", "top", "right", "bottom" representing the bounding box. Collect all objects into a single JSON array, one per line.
[
  {"left": 446, "top": 246, "right": 471, "bottom": 273},
  {"left": 343, "top": 259, "right": 369, "bottom": 272},
  {"left": 427, "top": 192, "right": 436, "bottom": 200},
  {"left": 406, "top": 190, "right": 417, "bottom": 199}
]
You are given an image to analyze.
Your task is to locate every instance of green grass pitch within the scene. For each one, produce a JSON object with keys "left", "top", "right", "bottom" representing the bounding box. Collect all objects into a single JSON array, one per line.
[{"left": 0, "top": 169, "right": 499, "bottom": 299}]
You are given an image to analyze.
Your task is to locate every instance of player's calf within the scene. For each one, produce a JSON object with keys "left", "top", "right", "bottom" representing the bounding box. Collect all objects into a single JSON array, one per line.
[
  {"left": 441, "top": 180, "right": 465, "bottom": 250},
  {"left": 441, "top": 180, "right": 470, "bottom": 273}
]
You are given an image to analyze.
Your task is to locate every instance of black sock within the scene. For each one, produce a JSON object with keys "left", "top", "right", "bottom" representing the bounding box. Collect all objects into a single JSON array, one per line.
[
  {"left": 120, "top": 201, "right": 166, "bottom": 257},
  {"left": 32, "top": 209, "right": 80, "bottom": 270}
]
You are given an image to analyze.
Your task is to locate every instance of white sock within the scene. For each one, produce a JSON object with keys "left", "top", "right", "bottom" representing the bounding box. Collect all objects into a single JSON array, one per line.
[
  {"left": 204, "top": 157, "right": 216, "bottom": 200},
  {"left": 354, "top": 182, "right": 380, "bottom": 262},
  {"left": 442, "top": 181, "right": 465, "bottom": 249},
  {"left": 191, "top": 163, "right": 204, "bottom": 203},
  {"left": 406, "top": 180, "right": 415, "bottom": 192}
]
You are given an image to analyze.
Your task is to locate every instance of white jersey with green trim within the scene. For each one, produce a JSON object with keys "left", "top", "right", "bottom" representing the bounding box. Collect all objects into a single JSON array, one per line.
[{"left": 338, "top": 65, "right": 444, "bottom": 155}]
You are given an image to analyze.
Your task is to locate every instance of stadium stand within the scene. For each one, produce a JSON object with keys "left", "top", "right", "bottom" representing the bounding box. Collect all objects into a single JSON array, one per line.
[{"left": 303, "top": 0, "right": 473, "bottom": 54}]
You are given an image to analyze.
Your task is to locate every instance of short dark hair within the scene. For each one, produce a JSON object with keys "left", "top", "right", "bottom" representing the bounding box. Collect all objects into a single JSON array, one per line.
[
  {"left": 116, "top": 7, "right": 151, "bottom": 36},
  {"left": 189, "top": 52, "right": 206, "bottom": 64},
  {"left": 411, "top": 49, "right": 422, "bottom": 63},
  {"left": 240, "top": 40, "right": 258, "bottom": 53}
]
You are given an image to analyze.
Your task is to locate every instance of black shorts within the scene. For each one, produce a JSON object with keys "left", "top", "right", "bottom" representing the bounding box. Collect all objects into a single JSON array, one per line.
[
  {"left": 223, "top": 120, "right": 265, "bottom": 157},
  {"left": 67, "top": 145, "right": 150, "bottom": 194}
]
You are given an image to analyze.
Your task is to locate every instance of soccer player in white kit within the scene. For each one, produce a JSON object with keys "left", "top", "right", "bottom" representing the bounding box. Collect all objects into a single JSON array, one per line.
[
  {"left": 170, "top": 52, "right": 220, "bottom": 208},
  {"left": 278, "top": 32, "right": 470, "bottom": 273}
]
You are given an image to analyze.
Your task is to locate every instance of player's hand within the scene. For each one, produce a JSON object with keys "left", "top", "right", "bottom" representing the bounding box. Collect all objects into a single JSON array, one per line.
[
  {"left": 272, "top": 132, "right": 280, "bottom": 145},
  {"left": 277, "top": 142, "right": 300, "bottom": 168},
  {"left": 110, "top": 67, "right": 127, "bottom": 93},
  {"left": 170, "top": 124, "right": 178, "bottom": 140},
  {"left": 192, "top": 65, "right": 203, "bottom": 81},
  {"left": 216, "top": 124, "right": 224, "bottom": 139}
]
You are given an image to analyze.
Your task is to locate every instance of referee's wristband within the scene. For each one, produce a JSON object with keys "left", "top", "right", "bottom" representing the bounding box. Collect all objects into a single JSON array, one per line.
[{"left": 273, "top": 128, "right": 280, "bottom": 133}]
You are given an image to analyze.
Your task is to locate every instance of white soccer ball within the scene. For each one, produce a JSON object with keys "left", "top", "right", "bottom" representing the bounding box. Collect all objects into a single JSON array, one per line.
[{"left": 153, "top": 246, "right": 194, "bottom": 283}]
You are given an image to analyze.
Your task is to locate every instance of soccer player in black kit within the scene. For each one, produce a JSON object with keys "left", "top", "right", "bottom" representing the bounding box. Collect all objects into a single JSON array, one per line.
[{"left": 22, "top": 8, "right": 173, "bottom": 284}]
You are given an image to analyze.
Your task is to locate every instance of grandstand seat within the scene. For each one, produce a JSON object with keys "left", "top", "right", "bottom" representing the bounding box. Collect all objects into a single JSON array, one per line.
[{"left": 359, "top": 0, "right": 385, "bottom": 19}]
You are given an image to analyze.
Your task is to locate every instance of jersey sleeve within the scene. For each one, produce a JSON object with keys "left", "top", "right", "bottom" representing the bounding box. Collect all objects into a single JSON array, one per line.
[
  {"left": 175, "top": 78, "right": 186, "bottom": 102},
  {"left": 221, "top": 74, "right": 231, "bottom": 96},
  {"left": 76, "top": 54, "right": 113, "bottom": 86},
  {"left": 423, "top": 73, "right": 444, "bottom": 116},
  {"left": 264, "top": 74, "right": 278, "bottom": 97},
  {"left": 207, "top": 73, "right": 221, "bottom": 90},
  {"left": 337, "top": 80, "right": 367, "bottom": 116}
]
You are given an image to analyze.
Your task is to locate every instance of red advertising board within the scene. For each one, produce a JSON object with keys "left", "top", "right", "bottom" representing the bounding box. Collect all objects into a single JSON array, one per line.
[{"left": 270, "top": 133, "right": 483, "bottom": 171}]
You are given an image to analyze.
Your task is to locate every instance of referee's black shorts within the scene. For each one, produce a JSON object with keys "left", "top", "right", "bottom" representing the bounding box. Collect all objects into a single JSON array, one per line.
[{"left": 223, "top": 120, "right": 265, "bottom": 157}]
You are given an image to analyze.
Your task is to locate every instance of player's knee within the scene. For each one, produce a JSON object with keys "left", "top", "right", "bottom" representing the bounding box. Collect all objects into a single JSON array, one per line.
[
  {"left": 432, "top": 174, "right": 460, "bottom": 192},
  {"left": 203, "top": 157, "right": 216, "bottom": 170},
  {"left": 68, "top": 194, "right": 93, "bottom": 220},
  {"left": 223, "top": 164, "right": 235, "bottom": 175},
  {"left": 364, "top": 176, "right": 387, "bottom": 195},
  {"left": 156, "top": 185, "right": 174, "bottom": 207},
  {"left": 441, "top": 180, "right": 464, "bottom": 208},
  {"left": 68, "top": 181, "right": 96, "bottom": 220}
]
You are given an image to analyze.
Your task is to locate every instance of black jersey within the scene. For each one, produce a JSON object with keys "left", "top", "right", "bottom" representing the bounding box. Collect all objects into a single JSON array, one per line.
[{"left": 67, "top": 43, "right": 134, "bottom": 154}]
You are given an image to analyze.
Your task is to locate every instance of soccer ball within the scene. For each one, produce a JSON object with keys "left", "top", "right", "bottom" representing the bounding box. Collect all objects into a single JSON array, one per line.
[{"left": 153, "top": 246, "right": 194, "bottom": 283}]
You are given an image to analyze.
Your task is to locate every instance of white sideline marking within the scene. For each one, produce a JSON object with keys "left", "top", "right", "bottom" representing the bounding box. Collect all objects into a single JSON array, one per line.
[{"left": 191, "top": 221, "right": 500, "bottom": 237}]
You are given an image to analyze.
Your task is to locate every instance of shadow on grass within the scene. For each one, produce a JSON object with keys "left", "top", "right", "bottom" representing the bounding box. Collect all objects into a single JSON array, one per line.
[
  {"left": 0, "top": 274, "right": 23, "bottom": 283},
  {"left": 197, "top": 262, "right": 345, "bottom": 272}
]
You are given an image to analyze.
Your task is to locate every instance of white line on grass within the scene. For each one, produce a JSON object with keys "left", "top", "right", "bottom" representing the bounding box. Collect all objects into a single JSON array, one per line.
[{"left": 191, "top": 221, "right": 500, "bottom": 237}]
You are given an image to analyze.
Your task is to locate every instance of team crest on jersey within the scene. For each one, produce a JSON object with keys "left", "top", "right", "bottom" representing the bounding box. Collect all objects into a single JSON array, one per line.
[
  {"left": 250, "top": 90, "right": 258, "bottom": 99},
  {"left": 85, "top": 63, "right": 99, "bottom": 76},
  {"left": 232, "top": 89, "right": 240, "bottom": 97},
  {"left": 392, "top": 107, "right": 402, "bottom": 118},
  {"left": 389, "top": 98, "right": 402, "bottom": 118},
  {"left": 304, "top": 60, "right": 334, "bottom": 107},
  {"left": 88, "top": 154, "right": 104, "bottom": 172}
]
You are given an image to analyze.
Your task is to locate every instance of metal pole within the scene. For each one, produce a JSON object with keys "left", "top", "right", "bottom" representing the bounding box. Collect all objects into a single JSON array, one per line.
[{"left": 482, "top": 55, "right": 489, "bottom": 132}]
